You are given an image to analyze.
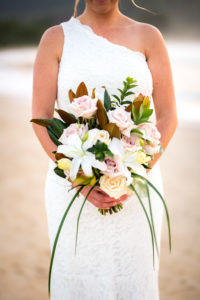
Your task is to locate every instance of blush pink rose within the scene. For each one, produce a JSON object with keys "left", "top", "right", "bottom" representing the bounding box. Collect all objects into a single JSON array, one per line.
[
  {"left": 121, "top": 135, "right": 141, "bottom": 152},
  {"left": 144, "top": 142, "right": 161, "bottom": 155},
  {"left": 107, "top": 107, "right": 134, "bottom": 131},
  {"left": 137, "top": 122, "right": 161, "bottom": 142},
  {"left": 65, "top": 95, "right": 98, "bottom": 119},
  {"left": 59, "top": 123, "right": 88, "bottom": 144},
  {"left": 103, "top": 155, "right": 124, "bottom": 177}
]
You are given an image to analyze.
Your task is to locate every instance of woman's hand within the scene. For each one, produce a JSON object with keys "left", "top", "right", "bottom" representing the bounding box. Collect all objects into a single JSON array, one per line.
[
  {"left": 73, "top": 183, "right": 129, "bottom": 209},
  {"left": 81, "top": 186, "right": 129, "bottom": 209}
]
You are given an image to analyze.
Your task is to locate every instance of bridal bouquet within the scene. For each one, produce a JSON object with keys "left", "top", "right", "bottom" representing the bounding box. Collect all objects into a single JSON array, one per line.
[{"left": 31, "top": 76, "right": 171, "bottom": 296}]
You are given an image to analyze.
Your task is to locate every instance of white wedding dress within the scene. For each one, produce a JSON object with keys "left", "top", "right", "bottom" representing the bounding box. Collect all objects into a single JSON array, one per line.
[{"left": 45, "top": 16, "right": 165, "bottom": 300}]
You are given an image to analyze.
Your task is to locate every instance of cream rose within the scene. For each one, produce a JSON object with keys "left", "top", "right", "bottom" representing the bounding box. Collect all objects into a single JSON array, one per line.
[
  {"left": 99, "top": 175, "right": 129, "bottom": 199},
  {"left": 83, "top": 129, "right": 110, "bottom": 149},
  {"left": 65, "top": 95, "right": 98, "bottom": 119},
  {"left": 107, "top": 107, "right": 134, "bottom": 131}
]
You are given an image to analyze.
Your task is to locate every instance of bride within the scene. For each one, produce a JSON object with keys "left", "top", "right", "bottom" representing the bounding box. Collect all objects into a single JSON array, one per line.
[{"left": 32, "top": 0, "right": 178, "bottom": 299}]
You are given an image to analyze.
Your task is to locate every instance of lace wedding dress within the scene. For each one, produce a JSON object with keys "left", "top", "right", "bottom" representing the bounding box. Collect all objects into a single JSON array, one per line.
[{"left": 45, "top": 16, "right": 165, "bottom": 300}]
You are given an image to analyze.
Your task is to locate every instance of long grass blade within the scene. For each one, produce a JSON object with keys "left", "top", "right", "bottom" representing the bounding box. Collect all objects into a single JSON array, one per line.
[
  {"left": 48, "top": 185, "right": 84, "bottom": 297},
  {"left": 129, "top": 184, "right": 155, "bottom": 268},
  {"left": 75, "top": 181, "right": 99, "bottom": 255},
  {"left": 145, "top": 182, "right": 159, "bottom": 257},
  {"left": 133, "top": 173, "right": 172, "bottom": 252}
]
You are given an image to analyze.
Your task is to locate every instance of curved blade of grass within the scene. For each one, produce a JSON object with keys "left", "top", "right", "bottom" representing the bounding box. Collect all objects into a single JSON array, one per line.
[
  {"left": 75, "top": 181, "right": 99, "bottom": 255},
  {"left": 145, "top": 182, "right": 159, "bottom": 257},
  {"left": 129, "top": 184, "right": 155, "bottom": 269},
  {"left": 133, "top": 173, "right": 172, "bottom": 252},
  {"left": 48, "top": 185, "right": 84, "bottom": 297}
]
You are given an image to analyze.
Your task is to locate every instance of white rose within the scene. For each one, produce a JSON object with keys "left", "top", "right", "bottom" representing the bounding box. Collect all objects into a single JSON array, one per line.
[{"left": 83, "top": 129, "right": 110, "bottom": 150}]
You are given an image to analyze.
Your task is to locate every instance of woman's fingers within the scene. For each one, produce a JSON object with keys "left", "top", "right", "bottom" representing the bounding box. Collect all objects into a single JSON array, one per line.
[
  {"left": 77, "top": 186, "right": 128, "bottom": 209},
  {"left": 88, "top": 197, "right": 121, "bottom": 209}
]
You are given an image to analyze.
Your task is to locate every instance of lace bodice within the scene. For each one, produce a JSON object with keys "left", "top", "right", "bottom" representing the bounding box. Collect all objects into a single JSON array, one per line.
[{"left": 57, "top": 16, "right": 155, "bottom": 121}]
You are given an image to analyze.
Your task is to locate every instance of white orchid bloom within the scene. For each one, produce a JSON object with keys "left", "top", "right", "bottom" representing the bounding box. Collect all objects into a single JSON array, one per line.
[
  {"left": 57, "top": 133, "right": 107, "bottom": 181},
  {"left": 108, "top": 138, "right": 147, "bottom": 185}
]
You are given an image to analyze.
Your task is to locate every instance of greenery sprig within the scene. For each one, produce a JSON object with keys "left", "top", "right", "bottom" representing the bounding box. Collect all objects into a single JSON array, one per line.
[
  {"left": 112, "top": 76, "right": 137, "bottom": 107},
  {"left": 87, "top": 140, "right": 113, "bottom": 161}
]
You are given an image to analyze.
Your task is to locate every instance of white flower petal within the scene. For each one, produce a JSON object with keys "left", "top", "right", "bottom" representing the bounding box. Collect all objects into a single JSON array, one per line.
[
  {"left": 81, "top": 157, "right": 93, "bottom": 177},
  {"left": 108, "top": 138, "right": 124, "bottom": 157},
  {"left": 82, "top": 129, "right": 99, "bottom": 150},
  {"left": 70, "top": 157, "right": 82, "bottom": 181}
]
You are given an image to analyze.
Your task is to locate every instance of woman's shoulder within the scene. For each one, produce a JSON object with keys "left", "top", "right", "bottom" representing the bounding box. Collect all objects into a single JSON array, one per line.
[
  {"left": 38, "top": 24, "right": 64, "bottom": 62},
  {"left": 136, "top": 21, "right": 164, "bottom": 42},
  {"left": 129, "top": 18, "right": 166, "bottom": 58}
]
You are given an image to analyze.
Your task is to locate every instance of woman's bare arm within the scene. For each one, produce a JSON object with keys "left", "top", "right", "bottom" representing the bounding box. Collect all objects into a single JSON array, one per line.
[
  {"left": 31, "top": 25, "right": 125, "bottom": 207},
  {"left": 142, "top": 24, "right": 178, "bottom": 171},
  {"left": 32, "top": 25, "right": 64, "bottom": 162}
]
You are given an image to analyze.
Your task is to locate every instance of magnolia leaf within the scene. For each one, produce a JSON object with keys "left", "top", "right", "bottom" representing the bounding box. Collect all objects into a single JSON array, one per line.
[
  {"left": 125, "top": 103, "right": 132, "bottom": 112},
  {"left": 30, "top": 118, "right": 51, "bottom": 127},
  {"left": 133, "top": 98, "right": 143, "bottom": 112},
  {"left": 76, "top": 81, "right": 88, "bottom": 97},
  {"left": 56, "top": 109, "right": 77, "bottom": 124},
  {"left": 47, "top": 126, "right": 62, "bottom": 146},
  {"left": 68, "top": 89, "right": 76, "bottom": 103},
  {"left": 55, "top": 153, "right": 67, "bottom": 160},
  {"left": 54, "top": 166, "right": 66, "bottom": 178},
  {"left": 96, "top": 99, "right": 108, "bottom": 127},
  {"left": 103, "top": 87, "right": 111, "bottom": 111},
  {"left": 91, "top": 88, "right": 96, "bottom": 99},
  {"left": 102, "top": 123, "right": 121, "bottom": 139},
  {"left": 51, "top": 118, "right": 66, "bottom": 138}
]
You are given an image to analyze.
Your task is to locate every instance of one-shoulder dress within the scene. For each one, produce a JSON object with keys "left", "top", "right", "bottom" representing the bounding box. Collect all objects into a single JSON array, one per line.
[{"left": 44, "top": 16, "right": 165, "bottom": 300}]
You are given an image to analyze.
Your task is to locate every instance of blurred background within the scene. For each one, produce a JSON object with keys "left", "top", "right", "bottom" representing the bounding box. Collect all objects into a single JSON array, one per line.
[{"left": 0, "top": 0, "right": 199, "bottom": 299}]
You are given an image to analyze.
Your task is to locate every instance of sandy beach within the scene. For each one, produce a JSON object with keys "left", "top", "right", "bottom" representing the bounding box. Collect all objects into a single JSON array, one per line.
[{"left": 0, "top": 45, "right": 200, "bottom": 299}]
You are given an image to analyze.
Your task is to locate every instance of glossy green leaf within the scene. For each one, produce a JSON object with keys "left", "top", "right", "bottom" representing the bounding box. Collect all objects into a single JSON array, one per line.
[
  {"left": 30, "top": 118, "right": 51, "bottom": 127},
  {"left": 104, "top": 88, "right": 111, "bottom": 111},
  {"left": 46, "top": 126, "right": 62, "bottom": 146},
  {"left": 54, "top": 166, "right": 66, "bottom": 178}
]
